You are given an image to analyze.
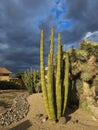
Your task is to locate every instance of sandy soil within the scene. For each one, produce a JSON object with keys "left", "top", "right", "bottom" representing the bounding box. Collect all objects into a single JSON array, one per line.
[{"left": 2, "top": 93, "right": 98, "bottom": 130}]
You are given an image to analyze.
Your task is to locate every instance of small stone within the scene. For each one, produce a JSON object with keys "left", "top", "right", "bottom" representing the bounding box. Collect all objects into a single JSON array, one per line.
[
  {"left": 42, "top": 118, "right": 47, "bottom": 123},
  {"left": 59, "top": 117, "right": 67, "bottom": 124},
  {"left": 75, "top": 119, "right": 79, "bottom": 123}
]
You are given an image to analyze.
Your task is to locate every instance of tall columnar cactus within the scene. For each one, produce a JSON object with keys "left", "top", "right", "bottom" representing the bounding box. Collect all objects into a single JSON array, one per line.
[
  {"left": 50, "top": 27, "right": 54, "bottom": 61},
  {"left": 56, "top": 33, "right": 62, "bottom": 119},
  {"left": 40, "top": 27, "right": 69, "bottom": 121},
  {"left": 47, "top": 54, "right": 56, "bottom": 120},
  {"left": 62, "top": 53, "right": 69, "bottom": 115},
  {"left": 40, "top": 30, "right": 50, "bottom": 118}
]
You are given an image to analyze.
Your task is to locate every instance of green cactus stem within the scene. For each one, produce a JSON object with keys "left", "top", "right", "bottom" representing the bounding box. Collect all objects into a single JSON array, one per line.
[
  {"left": 62, "top": 53, "right": 69, "bottom": 115},
  {"left": 47, "top": 54, "right": 56, "bottom": 120},
  {"left": 40, "top": 29, "right": 50, "bottom": 118},
  {"left": 56, "top": 32, "right": 62, "bottom": 119}
]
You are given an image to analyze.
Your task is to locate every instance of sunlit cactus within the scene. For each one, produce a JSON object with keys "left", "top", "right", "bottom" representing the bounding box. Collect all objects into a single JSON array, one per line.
[
  {"left": 40, "top": 27, "right": 69, "bottom": 121},
  {"left": 56, "top": 32, "right": 62, "bottom": 119},
  {"left": 40, "top": 29, "right": 50, "bottom": 118}
]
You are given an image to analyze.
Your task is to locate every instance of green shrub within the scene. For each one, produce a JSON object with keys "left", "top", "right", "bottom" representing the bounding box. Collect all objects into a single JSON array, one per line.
[
  {"left": 22, "top": 68, "right": 35, "bottom": 93},
  {"left": 0, "top": 81, "right": 20, "bottom": 90}
]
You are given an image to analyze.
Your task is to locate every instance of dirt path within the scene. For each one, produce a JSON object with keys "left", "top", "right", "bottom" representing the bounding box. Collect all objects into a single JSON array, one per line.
[{"left": 3, "top": 93, "right": 98, "bottom": 130}]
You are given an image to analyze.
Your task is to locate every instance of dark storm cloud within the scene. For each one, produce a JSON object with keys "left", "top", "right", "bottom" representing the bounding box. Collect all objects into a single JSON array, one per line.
[
  {"left": 0, "top": 0, "right": 98, "bottom": 72},
  {"left": 0, "top": 0, "right": 55, "bottom": 72},
  {"left": 61, "top": 0, "right": 98, "bottom": 45}
]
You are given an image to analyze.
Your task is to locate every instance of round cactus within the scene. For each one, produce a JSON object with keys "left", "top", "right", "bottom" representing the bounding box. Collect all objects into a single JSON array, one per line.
[
  {"left": 76, "top": 50, "right": 88, "bottom": 61},
  {"left": 81, "top": 72, "right": 92, "bottom": 81}
]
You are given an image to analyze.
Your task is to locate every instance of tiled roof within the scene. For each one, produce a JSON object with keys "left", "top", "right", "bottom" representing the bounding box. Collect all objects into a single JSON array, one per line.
[{"left": 0, "top": 67, "right": 12, "bottom": 74}]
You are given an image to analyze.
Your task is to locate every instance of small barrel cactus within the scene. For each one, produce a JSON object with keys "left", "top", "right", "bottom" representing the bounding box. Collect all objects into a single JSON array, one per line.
[
  {"left": 76, "top": 50, "right": 88, "bottom": 61},
  {"left": 81, "top": 72, "right": 92, "bottom": 81}
]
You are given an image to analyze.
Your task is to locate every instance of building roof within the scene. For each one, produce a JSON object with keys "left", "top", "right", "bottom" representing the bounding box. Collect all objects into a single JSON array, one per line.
[{"left": 0, "top": 67, "right": 12, "bottom": 74}]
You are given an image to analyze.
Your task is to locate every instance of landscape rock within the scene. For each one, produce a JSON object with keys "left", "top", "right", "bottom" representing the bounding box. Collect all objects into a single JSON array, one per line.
[
  {"left": 0, "top": 93, "right": 29, "bottom": 127},
  {"left": 59, "top": 116, "right": 67, "bottom": 124}
]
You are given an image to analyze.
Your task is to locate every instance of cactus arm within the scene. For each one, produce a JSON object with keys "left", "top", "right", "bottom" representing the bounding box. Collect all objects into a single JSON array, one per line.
[
  {"left": 56, "top": 33, "right": 62, "bottom": 120},
  {"left": 62, "top": 53, "right": 69, "bottom": 115},
  {"left": 47, "top": 54, "right": 56, "bottom": 120},
  {"left": 40, "top": 29, "right": 50, "bottom": 117}
]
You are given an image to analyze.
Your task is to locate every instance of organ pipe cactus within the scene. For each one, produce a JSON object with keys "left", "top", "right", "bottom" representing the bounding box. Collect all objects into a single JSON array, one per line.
[
  {"left": 40, "top": 29, "right": 50, "bottom": 118},
  {"left": 62, "top": 52, "right": 69, "bottom": 115},
  {"left": 56, "top": 33, "right": 62, "bottom": 119},
  {"left": 40, "top": 27, "right": 69, "bottom": 121}
]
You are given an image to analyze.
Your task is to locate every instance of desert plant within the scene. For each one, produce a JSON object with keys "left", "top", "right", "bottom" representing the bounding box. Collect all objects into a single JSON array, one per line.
[
  {"left": 0, "top": 81, "right": 20, "bottom": 90},
  {"left": 76, "top": 50, "right": 88, "bottom": 61},
  {"left": 22, "top": 68, "right": 35, "bottom": 92},
  {"left": 81, "top": 72, "right": 92, "bottom": 82},
  {"left": 40, "top": 27, "right": 69, "bottom": 121}
]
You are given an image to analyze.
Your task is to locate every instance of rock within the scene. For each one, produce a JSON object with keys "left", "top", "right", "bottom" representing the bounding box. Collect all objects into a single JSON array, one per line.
[
  {"left": 59, "top": 117, "right": 67, "bottom": 124},
  {"left": 42, "top": 118, "right": 47, "bottom": 123},
  {"left": 0, "top": 93, "right": 29, "bottom": 127}
]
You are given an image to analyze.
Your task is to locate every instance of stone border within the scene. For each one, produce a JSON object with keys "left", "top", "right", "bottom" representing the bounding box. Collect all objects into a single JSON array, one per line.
[{"left": 0, "top": 93, "right": 30, "bottom": 127}]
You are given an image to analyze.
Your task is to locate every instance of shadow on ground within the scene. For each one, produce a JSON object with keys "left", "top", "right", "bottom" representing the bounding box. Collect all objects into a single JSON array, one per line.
[
  {"left": 0, "top": 101, "right": 11, "bottom": 108},
  {"left": 9, "top": 120, "right": 32, "bottom": 130}
]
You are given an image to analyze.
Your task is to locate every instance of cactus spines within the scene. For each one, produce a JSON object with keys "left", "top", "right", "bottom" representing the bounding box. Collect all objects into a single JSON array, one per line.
[
  {"left": 56, "top": 32, "right": 62, "bottom": 119},
  {"left": 40, "top": 29, "right": 50, "bottom": 117}
]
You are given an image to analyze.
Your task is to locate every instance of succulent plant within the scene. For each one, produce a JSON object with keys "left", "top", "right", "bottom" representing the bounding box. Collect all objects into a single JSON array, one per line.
[
  {"left": 76, "top": 50, "right": 88, "bottom": 61},
  {"left": 80, "top": 63, "right": 89, "bottom": 72},
  {"left": 81, "top": 72, "right": 92, "bottom": 81},
  {"left": 72, "top": 68, "right": 80, "bottom": 76},
  {"left": 40, "top": 28, "right": 69, "bottom": 121},
  {"left": 76, "top": 79, "right": 83, "bottom": 95}
]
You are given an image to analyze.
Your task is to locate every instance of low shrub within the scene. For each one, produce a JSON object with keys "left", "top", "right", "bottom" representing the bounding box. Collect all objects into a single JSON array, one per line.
[{"left": 0, "top": 81, "right": 20, "bottom": 90}]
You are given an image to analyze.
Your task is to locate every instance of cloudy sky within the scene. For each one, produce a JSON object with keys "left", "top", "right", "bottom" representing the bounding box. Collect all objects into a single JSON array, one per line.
[{"left": 0, "top": 0, "right": 98, "bottom": 72}]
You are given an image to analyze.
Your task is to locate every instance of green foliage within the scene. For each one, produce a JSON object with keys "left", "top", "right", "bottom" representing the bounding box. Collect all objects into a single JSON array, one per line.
[
  {"left": 0, "top": 81, "right": 20, "bottom": 90},
  {"left": 22, "top": 68, "right": 35, "bottom": 92},
  {"left": 15, "top": 72, "right": 24, "bottom": 79},
  {"left": 79, "top": 40, "right": 98, "bottom": 58},
  {"left": 34, "top": 82, "right": 41, "bottom": 93},
  {"left": 22, "top": 68, "right": 41, "bottom": 93}
]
